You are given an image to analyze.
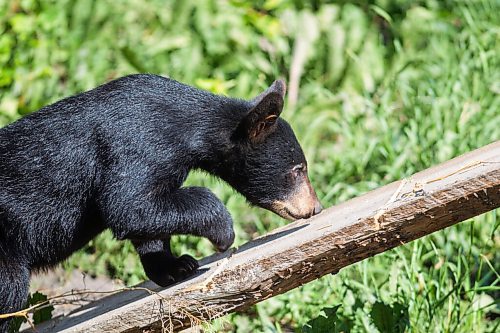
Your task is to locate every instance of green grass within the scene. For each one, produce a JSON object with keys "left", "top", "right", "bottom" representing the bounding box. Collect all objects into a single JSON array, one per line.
[{"left": 1, "top": 0, "right": 499, "bottom": 332}]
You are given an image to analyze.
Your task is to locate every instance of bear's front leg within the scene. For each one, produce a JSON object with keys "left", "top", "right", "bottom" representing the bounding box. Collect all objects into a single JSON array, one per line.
[
  {"left": 111, "top": 186, "right": 235, "bottom": 250},
  {"left": 107, "top": 186, "right": 235, "bottom": 285},
  {"left": 166, "top": 186, "right": 236, "bottom": 252},
  {"left": 132, "top": 238, "right": 199, "bottom": 287}
]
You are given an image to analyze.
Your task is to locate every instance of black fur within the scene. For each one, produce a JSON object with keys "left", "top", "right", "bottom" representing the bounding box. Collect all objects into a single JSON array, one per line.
[{"left": 0, "top": 74, "right": 313, "bottom": 331}]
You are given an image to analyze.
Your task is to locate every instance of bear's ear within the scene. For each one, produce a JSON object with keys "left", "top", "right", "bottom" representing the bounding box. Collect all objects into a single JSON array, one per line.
[{"left": 237, "top": 80, "right": 286, "bottom": 144}]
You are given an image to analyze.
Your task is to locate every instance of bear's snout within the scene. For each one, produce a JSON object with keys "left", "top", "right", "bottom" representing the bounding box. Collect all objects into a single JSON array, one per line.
[
  {"left": 270, "top": 176, "right": 323, "bottom": 221},
  {"left": 313, "top": 201, "right": 323, "bottom": 215}
]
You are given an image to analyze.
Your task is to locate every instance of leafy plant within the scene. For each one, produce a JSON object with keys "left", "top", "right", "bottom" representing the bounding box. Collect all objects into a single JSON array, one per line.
[
  {"left": 370, "top": 301, "right": 409, "bottom": 333},
  {"left": 8, "top": 291, "right": 54, "bottom": 333},
  {"left": 302, "top": 305, "right": 354, "bottom": 333}
]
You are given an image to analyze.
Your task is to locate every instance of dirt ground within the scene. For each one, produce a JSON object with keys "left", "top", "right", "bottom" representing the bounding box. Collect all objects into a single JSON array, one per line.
[{"left": 28, "top": 267, "right": 124, "bottom": 317}]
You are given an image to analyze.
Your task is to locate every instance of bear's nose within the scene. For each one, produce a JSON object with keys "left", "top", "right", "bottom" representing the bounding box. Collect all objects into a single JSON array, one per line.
[{"left": 313, "top": 201, "right": 323, "bottom": 215}]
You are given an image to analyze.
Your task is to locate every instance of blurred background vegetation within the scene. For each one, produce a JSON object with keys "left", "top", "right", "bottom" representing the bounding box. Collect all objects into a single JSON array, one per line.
[{"left": 1, "top": 0, "right": 499, "bottom": 332}]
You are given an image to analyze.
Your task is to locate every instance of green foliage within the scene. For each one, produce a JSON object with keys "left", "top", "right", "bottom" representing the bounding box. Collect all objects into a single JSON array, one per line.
[
  {"left": 302, "top": 305, "right": 354, "bottom": 333},
  {"left": 7, "top": 316, "right": 23, "bottom": 333},
  {"left": 9, "top": 292, "right": 53, "bottom": 333},
  {"left": 370, "top": 301, "right": 409, "bottom": 333},
  {"left": 302, "top": 301, "right": 410, "bottom": 333},
  {"left": 1, "top": 0, "right": 499, "bottom": 332},
  {"left": 28, "top": 292, "right": 54, "bottom": 325}
]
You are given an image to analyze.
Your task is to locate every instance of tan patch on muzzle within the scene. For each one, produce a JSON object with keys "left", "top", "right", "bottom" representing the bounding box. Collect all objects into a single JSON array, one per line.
[{"left": 271, "top": 176, "right": 322, "bottom": 221}]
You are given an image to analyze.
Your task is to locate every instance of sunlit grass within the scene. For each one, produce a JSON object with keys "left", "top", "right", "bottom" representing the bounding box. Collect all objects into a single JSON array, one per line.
[{"left": 1, "top": 0, "right": 498, "bottom": 332}]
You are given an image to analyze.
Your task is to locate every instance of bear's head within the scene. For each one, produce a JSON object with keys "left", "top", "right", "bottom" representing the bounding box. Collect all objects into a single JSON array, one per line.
[{"left": 219, "top": 80, "right": 323, "bottom": 221}]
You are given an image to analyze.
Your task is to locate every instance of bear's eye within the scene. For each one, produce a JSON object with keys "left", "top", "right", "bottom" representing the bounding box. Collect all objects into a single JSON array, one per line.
[{"left": 291, "top": 163, "right": 306, "bottom": 178}]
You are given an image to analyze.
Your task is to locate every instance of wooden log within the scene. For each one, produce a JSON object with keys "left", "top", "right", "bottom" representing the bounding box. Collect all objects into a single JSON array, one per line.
[{"left": 29, "top": 141, "right": 500, "bottom": 333}]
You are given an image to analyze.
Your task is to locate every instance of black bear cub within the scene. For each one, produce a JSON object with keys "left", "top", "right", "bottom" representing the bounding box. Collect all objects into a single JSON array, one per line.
[{"left": 0, "top": 74, "right": 322, "bottom": 331}]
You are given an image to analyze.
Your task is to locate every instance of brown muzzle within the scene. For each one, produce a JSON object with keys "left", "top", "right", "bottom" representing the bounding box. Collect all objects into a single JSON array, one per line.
[{"left": 270, "top": 175, "right": 322, "bottom": 221}]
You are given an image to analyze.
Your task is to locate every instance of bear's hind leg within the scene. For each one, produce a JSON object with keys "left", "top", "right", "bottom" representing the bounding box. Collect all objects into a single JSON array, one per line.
[
  {"left": 0, "top": 263, "right": 30, "bottom": 333},
  {"left": 133, "top": 238, "right": 199, "bottom": 287}
]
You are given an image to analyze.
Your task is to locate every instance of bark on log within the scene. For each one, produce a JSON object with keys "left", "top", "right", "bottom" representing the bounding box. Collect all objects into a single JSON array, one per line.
[{"left": 29, "top": 141, "right": 500, "bottom": 333}]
